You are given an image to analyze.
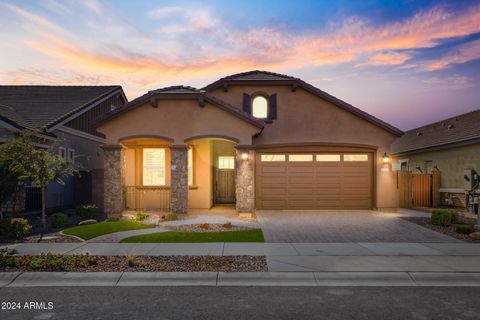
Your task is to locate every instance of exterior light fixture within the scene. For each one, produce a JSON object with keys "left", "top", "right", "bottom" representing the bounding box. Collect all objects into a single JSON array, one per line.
[
  {"left": 382, "top": 152, "right": 389, "bottom": 163},
  {"left": 242, "top": 152, "right": 249, "bottom": 161}
]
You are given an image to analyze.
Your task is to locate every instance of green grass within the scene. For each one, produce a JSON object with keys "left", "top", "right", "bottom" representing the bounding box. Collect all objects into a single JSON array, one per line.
[
  {"left": 120, "top": 229, "right": 265, "bottom": 243},
  {"left": 63, "top": 221, "right": 154, "bottom": 240}
]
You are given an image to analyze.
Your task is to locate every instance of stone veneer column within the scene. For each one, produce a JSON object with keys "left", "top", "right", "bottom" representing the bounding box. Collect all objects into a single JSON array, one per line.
[
  {"left": 170, "top": 145, "right": 188, "bottom": 214},
  {"left": 235, "top": 148, "right": 255, "bottom": 212},
  {"left": 102, "top": 144, "right": 124, "bottom": 217}
]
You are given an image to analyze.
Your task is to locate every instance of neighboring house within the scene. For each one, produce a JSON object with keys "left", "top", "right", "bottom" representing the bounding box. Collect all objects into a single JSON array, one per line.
[
  {"left": 0, "top": 85, "right": 127, "bottom": 213},
  {"left": 95, "top": 70, "right": 403, "bottom": 216},
  {"left": 391, "top": 109, "right": 480, "bottom": 208}
]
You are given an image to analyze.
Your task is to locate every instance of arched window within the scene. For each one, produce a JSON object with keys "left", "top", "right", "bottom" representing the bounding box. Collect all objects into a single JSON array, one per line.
[{"left": 252, "top": 96, "right": 268, "bottom": 118}]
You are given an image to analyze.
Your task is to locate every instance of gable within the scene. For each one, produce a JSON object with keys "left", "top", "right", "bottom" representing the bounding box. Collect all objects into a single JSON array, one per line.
[{"left": 97, "top": 99, "right": 262, "bottom": 145}]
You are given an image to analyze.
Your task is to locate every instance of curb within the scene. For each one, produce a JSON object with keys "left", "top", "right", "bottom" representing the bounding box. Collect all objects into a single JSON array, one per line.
[{"left": 2, "top": 271, "right": 480, "bottom": 287}]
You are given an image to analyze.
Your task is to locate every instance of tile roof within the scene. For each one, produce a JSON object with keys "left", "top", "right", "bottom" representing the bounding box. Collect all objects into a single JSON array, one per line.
[
  {"left": 95, "top": 85, "right": 264, "bottom": 128},
  {"left": 391, "top": 109, "right": 480, "bottom": 154},
  {"left": 219, "top": 70, "right": 298, "bottom": 81},
  {"left": 149, "top": 85, "right": 200, "bottom": 94},
  {"left": 203, "top": 70, "right": 403, "bottom": 136},
  {"left": 0, "top": 85, "right": 122, "bottom": 130}
]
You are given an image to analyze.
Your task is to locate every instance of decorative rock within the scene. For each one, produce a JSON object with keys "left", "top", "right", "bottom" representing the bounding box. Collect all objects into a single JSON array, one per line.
[
  {"left": 144, "top": 215, "right": 160, "bottom": 225},
  {"left": 78, "top": 219, "right": 98, "bottom": 226},
  {"left": 469, "top": 232, "right": 480, "bottom": 240}
]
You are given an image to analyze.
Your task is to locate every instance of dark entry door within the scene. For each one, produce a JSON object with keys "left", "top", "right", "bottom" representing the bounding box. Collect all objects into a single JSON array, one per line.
[{"left": 216, "top": 156, "right": 236, "bottom": 203}]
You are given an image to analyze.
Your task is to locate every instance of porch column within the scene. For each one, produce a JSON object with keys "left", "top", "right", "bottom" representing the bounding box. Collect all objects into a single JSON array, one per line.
[
  {"left": 170, "top": 144, "right": 188, "bottom": 213},
  {"left": 102, "top": 144, "right": 124, "bottom": 217},
  {"left": 235, "top": 147, "right": 255, "bottom": 212}
]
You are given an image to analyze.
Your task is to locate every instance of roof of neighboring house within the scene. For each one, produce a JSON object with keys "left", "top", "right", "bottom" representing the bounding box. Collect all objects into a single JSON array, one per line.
[
  {"left": 0, "top": 85, "right": 124, "bottom": 131},
  {"left": 391, "top": 109, "right": 480, "bottom": 155},
  {"left": 95, "top": 85, "right": 265, "bottom": 128},
  {"left": 203, "top": 70, "right": 403, "bottom": 136}
]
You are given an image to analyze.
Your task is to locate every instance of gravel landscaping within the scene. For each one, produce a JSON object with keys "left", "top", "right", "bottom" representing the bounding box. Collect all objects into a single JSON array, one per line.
[
  {"left": 402, "top": 217, "right": 480, "bottom": 243},
  {"left": 167, "top": 223, "right": 252, "bottom": 233},
  {"left": 0, "top": 255, "right": 267, "bottom": 272}
]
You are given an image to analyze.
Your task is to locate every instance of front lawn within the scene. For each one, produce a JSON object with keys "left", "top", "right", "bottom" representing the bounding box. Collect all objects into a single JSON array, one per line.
[
  {"left": 63, "top": 221, "right": 154, "bottom": 240},
  {"left": 120, "top": 229, "right": 264, "bottom": 243}
]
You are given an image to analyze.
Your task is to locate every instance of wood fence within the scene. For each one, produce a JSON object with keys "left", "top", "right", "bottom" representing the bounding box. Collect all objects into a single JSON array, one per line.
[
  {"left": 396, "top": 171, "right": 441, "bottom": 208},
  {"left": 124, "top": 186, "right": 170, "bottom": 211}
]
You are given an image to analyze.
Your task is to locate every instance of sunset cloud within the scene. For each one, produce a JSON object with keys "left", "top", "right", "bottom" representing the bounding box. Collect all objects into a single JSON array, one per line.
[{"left": 1, "top": 1, "right": 479, "bottom": 103}]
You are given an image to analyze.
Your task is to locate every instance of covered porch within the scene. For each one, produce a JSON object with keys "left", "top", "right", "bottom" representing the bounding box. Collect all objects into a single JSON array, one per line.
[{"left": 120, "top": 136, "right": 247, "bottom": 213}]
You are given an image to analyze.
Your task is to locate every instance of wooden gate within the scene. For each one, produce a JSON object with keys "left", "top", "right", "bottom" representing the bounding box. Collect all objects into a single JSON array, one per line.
[{"left": 396, "top": 171, "right": 440, "bottom": 208}]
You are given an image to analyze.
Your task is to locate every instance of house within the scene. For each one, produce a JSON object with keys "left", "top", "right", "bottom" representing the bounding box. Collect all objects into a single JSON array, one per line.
[
  {"left": 95, "top": 70, "right": 403, "bottom": 217},
  {"left": 0, "top": 85, "right": 127, "bottom": 213},
  {"left": 391, "top": 109, "right": 480, "bottom": 208}
]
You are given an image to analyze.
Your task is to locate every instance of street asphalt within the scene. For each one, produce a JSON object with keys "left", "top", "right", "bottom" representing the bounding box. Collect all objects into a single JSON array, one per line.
[{"left": 1, "top": 286, "right": 480, "bottom": 319}]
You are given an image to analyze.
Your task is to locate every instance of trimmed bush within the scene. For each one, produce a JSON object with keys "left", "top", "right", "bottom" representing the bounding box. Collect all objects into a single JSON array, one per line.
[
  {"left": 454, "top": 224, "right": 475, "bottom": 235},
  {"left": 0, "top": 218, "right": 32, "bottom": 239},
  {"left": 50, "top": 212, "right": 69, "bottom": 228},
  {"left": 431, "top": 210, "right": 459, "bottom": 226},
  {"left": 162, "top": 213, "right": 178, "bottom": 221},
  {"left": 134, "top": 212, "right": 149, "bottom": 222},
  {"left": 76, "top": 203, "right": 98, "bottom": 221}
]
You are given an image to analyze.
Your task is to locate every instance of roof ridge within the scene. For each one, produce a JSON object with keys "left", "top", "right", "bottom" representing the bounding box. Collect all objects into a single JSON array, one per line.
[
  {"left": 405, "top": 108, "right": 480, "bottom": 133},
  {"left": 222, "top": 70, "right": 298, "bottom": 81},
  {"left": 149, "top": 85, "right": 200, "bottom": 93}
]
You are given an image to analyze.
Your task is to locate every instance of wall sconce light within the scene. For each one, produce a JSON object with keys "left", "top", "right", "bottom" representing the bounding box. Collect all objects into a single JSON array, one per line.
[
  {"left": 241, "top": 152, "right": 249, "bottom": 161},
  {"left": 382, "top": 152, "right": 389, "bottom": 163}
]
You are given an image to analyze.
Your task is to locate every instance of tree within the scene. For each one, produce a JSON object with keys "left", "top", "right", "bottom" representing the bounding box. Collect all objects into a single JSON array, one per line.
[{"left": 0, "top": 132, "right": 79, "bottom": 229}]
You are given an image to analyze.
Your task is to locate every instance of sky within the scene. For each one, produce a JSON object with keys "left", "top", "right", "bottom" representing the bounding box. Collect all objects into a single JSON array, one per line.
[{"left": 0, "top": 0, "right": 479, "bottom": 130}]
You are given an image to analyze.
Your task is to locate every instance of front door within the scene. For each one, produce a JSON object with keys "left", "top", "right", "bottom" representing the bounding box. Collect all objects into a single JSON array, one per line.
[{"left": 216, "top": 156, "right": 236, "bottom": 203}]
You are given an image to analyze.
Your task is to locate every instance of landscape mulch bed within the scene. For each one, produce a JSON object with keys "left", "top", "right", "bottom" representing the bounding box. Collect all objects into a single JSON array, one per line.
[
  {"left": 167, "top": 223, "right": 252, "bottom": 233},
  {"left": 402, "top": 217, "right": 480, "bottom": 243},
  {"left": 1, "top": 232, "right": 82, "bottom": 244},
  {"left": 0, "top": 255, "right": 267, "bottom": 272}
]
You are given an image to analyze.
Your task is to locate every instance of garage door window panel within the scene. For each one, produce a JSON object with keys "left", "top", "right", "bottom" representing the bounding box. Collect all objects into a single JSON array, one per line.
[
  {"left": 289, "top": 154, "right": 313, "bottom": 162},
  {"left": 261, "top": 154, "right": 286, "bottom": 162},
  {"left": 344, "top": 154, "right": 369, "bottom": 162},
  {"left": 316, "top": 154, "right": 341, "bottom": 162}
]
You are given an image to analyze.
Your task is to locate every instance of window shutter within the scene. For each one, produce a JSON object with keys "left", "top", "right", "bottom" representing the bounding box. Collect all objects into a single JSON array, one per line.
[
  {"left": 268, "top": 94, "right": 277, "bottom": 120},
  {"left": 243, "top": 93, "right": 252, "bottom": 114}
]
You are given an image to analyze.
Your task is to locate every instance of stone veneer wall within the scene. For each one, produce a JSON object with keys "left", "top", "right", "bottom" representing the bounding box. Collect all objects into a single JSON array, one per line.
[
  {"left": 440, "top": 192, "right": 467, "bottom": 208},
  {"left": 1, "top": 187, "right": 26, "bottom": 213},
  {"left": 235, "top": 149, "right": 255, "bottom": 212},
  {"left": 102, "top": 145, "right": 124, "bottom": 216},
  {"left": 170, "top": 146, "right": 188, "bottom": 213}
]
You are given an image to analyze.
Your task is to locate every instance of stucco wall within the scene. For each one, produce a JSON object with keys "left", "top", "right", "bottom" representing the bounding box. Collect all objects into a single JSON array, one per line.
[
  {"left": 211, "top": 85, "right": 400, "bottom": 210},
  {"left": 393, "top": 144, "right": 480, "bottom": 189},
  {"left": 188, "top": 139, "right": 213, "bottom": 209},
  {"left": 97, "top": 100, "right": 260, "bottom": 145}
]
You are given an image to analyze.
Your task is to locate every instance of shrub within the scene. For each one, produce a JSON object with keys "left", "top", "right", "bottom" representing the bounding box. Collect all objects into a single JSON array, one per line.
[
  {"left": 134, "top": 212, "right": 149, "bottom": 222},
  {"left": 454, "top": 224, "right": 475, "bottom": 235},
  {"left": 431, "top": 210, "right": 459, "bottom": 226},
  {"left": 126, "top": 253, "right": 136, "bottom": 267},
  {"left": 222, "top": 222, "right": 232, "bottom": 229},
  {"left": 76, "top": 203, "right": 98, "bottom": 221},
  {"left": 50, "top": 212, "right": 69, "bottom": 228},
  {"left": 0, "top": 250, "right": 96, "bottom": 271},
  {"left": 199, "top": 223, "right": 210, "bottom": 230},
  {"left": 0, "top": 218, "right": 32, "bottom": 239},
  {"left": 162, "top": 213, "right": 178, "bottom": 221}
]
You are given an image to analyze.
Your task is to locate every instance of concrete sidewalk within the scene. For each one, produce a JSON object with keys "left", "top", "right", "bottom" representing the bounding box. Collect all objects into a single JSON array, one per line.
[
  {"left": 2, "top": 242, "right": 480, "bottom": 273},
  {"left": 3, "top": 242, "right": 480, "bottom": 257},
  {"left": 2, "top": 271, "right": 480, "bottom": 287}
]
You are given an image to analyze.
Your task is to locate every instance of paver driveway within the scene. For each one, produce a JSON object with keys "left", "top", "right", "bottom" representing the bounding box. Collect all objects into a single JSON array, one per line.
[{"left": 256, "top": 210, "right": 460, "bottom": 243}]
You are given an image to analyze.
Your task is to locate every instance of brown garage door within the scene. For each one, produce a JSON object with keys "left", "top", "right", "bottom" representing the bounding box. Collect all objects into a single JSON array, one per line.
[{"left": 256, "top": 153, "right": 373, "bottom": 209}]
